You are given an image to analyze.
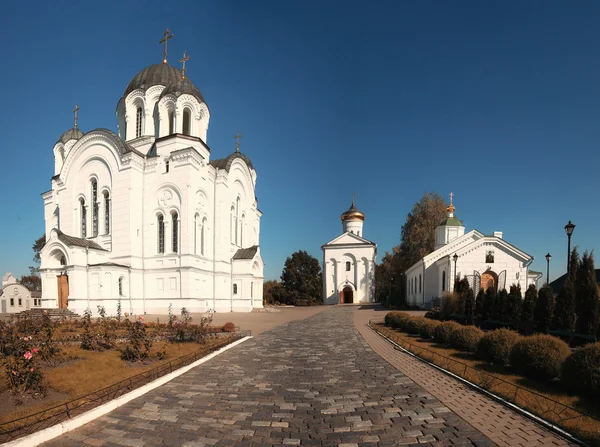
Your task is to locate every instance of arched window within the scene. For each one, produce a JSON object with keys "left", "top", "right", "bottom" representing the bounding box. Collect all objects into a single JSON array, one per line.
[
  {"left": 194, "top": 214, "right": 198, "bottom": 255},
  {"left": 80, "top": 198, "right": 87, "bottom": 237},
  {"left": 60, "top": 255, "right": 66, "bottom": 266},
  {"left": 168, "top": 110, "right": 174, "bottom": 135},
  {"left": 91, "top": 179, "right": 98, "bottom": 237},
  {"left": 240, "top": 215, "right": 245, "bottom": 247},
  {"left": 183, "top": 108, "right": 191, "bottom": 135},
  {"left": 442, "top": 271, "right": 446, "bottom": 292},
  {"left": 235, "top": 197, "right": 240, "bottom": 246},
  {"left": 419, "top": 274, "right": 422, "bottom": 293},
  {"left": 104, "top": 191, "right": 110, "bottom": 234},
  {"left": 118, "top": 277, "right": 124, "bottom": 296},
  {"left": 230, "top": 206, "right": 235, "bottom": 244},
  {"left": 201, "top": 217, "right": 206, "bottom": 256},
  {"left": 157, "top": 214, "right": 165, "bottom": 254},
  {"left": 172, "top": 212, "right": 179, "bottom": 253},
  {"left": 346, "top": 261, "right": 351, "bottom": 272},
  {"left": 233, "top": 284, "right": 238, "bottom": 295},
  {"left": 135, "top": 106, "right": 143, "bottom": 138}
]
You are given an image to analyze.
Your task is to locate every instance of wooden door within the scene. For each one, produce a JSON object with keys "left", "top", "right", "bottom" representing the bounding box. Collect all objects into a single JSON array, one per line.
[{"left": 57, "top": 275, "right": 69, "bottom": 308}]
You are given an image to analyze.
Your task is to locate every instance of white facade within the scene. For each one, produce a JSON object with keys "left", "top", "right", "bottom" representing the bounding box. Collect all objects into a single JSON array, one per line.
[
  {"left": 39, "top": 59, "right": 264, "bottom": 316},
  {"left": 406, "top": 200, "right": 537, "bottom": 309},
  {"left": 321, "top": 201, "right": 376, "bottom": 304},
  {"left": 1, "top": 273, "right": 38, "bottom": 314}
]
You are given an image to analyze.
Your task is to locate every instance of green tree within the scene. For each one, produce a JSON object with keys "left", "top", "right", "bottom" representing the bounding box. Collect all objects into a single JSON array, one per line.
[
  {"left": 30, "top": 234, "right": 46, "bottom": 275},
  {"left": 506, "top": 284, "right": 522, "bottom": 328},
  {"left": 375, "top": 251, "right": 395, "bottom": 306},
  {"left": 280, "top": 250, "right": 322, "bottom": 305},
  {"left": 464, "top": 288, "right": 475, "bottom": 325},
  {"left": 551, "top": 278, "right": 576, "bottom": 332},
  {"left": 535, "top": 286, "right": 554, "bottom": 334},
  {"left": 519, "top": 285, "right": 537, "bottom": 335},
  {"left": 494, "top": 289, "right": 509, "bottom": 321},
  {"left": 18, "top": 275, "right": 41, "bottom": 292},
  {"left": 482, "top": 287, "right": 496, "bottom": 323},
  {"left": 263, "top": 280, "right": 280, "bottom": 305},
  {"left": 569, "top": 246, "right": 580, "bottom": 284},
  {"left": 575, "top": 251, "right": 599, "bottom": 336},
  {"left": 454, "top": 277, "right": 470, "bottom": 315},
  {"left": 474, "top": 288, "right": 485, "bottom": 324}
]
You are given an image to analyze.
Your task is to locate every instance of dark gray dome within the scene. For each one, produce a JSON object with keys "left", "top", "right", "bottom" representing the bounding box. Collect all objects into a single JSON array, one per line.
[
  {"left": 123, "top": 64, "right": 182, "bottom": 98},
  {"left": 159, "top": 77, "right": 205, "bottom": 104},
  {"left": 57, "top": 127, "right": 84, "bottom": 144},
  {"left": 209, "top": 152, "right": 254, "bottom": 172}
]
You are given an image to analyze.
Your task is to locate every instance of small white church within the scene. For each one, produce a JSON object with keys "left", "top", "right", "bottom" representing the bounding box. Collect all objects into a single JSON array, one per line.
[
  {"left": 406, "top": 195, "right": 541, "bottom": 309},
  {"left": 321, "top": 199, "right": 377, "bottom": 304},
  {"left": 39, "top": 33, "right": 264, "bottom": 316}
]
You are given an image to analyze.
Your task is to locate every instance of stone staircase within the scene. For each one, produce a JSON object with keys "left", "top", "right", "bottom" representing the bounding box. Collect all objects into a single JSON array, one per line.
[{"left": 18, "top": 308, "right": 80, "bottom": 319}]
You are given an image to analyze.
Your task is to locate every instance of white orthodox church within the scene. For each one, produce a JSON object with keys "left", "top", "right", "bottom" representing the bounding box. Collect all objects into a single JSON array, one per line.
[
  {"left": 39, "top": 34, "right": 264, "bottom": 316},
  {"left": 321, "top": 199, "right": 377, "bottom": 304},
  {"left": 405, "top": 195, "right": 542, "bottom": 309}
]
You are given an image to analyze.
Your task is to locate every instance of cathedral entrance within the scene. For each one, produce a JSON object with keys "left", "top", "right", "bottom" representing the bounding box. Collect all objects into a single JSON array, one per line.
[
  {"left": 57, "top": 275, "right": 69, "bottom": 308},
  {"left": 340, "top": 286, "right": 354, "bottom": 304}
]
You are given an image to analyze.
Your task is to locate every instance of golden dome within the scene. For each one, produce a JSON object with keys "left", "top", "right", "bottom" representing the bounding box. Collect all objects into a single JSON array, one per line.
[{"left": 341, "top": 199, "right": 365, "bottom": 221}]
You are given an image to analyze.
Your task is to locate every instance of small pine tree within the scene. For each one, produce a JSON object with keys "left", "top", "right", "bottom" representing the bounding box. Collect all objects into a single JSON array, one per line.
[
  {"left": 116, "top": 298, "right": 122, "bottom": 322},
  {"left": 506, "top": 284, "right": 522, "bottom": 328},
  {"left": 535, "top": 285, "right": 554, "bottom": 333},
  {"left": 464, "top": 288, "right": 475, "bottom": 325},
  {"left": 453, "top": 277, "right": 470, "bottom": 314},
  {"left": 475, "top": 288, "right": 485, "bottom": 324},
  {"left": 576, "top": 251, "right": 599, "bottom": 336},
  {"left": 81, "top": 309, "right": 94, "bottom": 350},
  {"left": 495, "top": 289, "right": 509, "bottom": 321},
  {"left": 569, "top": 246, "right": 581, "bottom": 284},
  {"left": 519, "top": 285, "right": 537, "bottom": 335},
  {"left": 482, "top": 287, "right": 496, "bottom": 323},
  {"left": 551, "top": 278, "right": 576, "bottom": 332}
]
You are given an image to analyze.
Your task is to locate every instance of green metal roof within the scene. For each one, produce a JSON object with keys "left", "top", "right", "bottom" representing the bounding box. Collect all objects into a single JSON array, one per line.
[{"left": 438, "top": 217, "right": 463, "bottom": 226}]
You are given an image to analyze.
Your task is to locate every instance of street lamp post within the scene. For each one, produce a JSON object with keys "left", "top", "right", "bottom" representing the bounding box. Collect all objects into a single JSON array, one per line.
[
  {"left": 564, "top": 221, "right": 576, "bottom": 274},
  {"left": 545, "top": 253, "right": 552, "bottom": 286},
  {"left": 453, "top": 253, "right": 458, "bottom": 281}
]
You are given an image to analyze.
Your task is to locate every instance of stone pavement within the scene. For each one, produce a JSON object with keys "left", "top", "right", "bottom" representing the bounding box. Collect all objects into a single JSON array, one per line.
[
  {"left": 42, "top": 306, "right": 493, "bottom": 447},
  {"left": 353, "top": 306, "right": 575, "bottom": 447}
]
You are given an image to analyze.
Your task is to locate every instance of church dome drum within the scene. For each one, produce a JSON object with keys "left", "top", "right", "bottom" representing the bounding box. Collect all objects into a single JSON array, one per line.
[
  {"left": 57, "top": 127, "right": 83, "bottom": 144},
  {"left": 159, "top": 77, "right": 205, "bottom": 104},
  {"left": 123, "top": 64, "right": 182, "bottom": 97},
  {"left": 341, "top": 201, "right": 365, "bottom": 221}
]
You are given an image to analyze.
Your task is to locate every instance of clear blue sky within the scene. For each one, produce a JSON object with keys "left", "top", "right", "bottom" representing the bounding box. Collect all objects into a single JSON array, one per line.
[{"left": 1, "top": 1, "right": 599, "bottom": 283}]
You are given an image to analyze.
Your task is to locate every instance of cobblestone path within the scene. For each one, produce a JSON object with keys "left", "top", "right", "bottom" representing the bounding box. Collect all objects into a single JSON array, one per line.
[{"left": 42, "top": 307, "right": 494, "bottom": 447}]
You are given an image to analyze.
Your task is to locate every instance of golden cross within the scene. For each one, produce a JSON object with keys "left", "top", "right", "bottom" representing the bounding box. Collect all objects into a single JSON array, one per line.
[
  {"left": 179, "top": 51, "right": 190, "bottom": 79},
  {"left": 234, "top": 133, "right": 242, "bottom": 152},
  {"left": 352, "top": 192, "right": 356, "bottom": 205},
  {"left": 73, "top": 104, "right": 80, "bottom": 129},
  {"left": 159, "top": 28, "right": 174, "bottom": 64},
  {"left": 449, "top": 192, "right": 454, "bottom": 204}
]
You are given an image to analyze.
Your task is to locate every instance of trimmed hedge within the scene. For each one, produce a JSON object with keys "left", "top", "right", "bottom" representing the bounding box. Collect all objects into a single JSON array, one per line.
[
  {"left": 510, "top": 334, "right": 571, "bottom": 380},
  {"left": 562, "top": 342, "right": 600, "bottom": 398},
  {"left": 449, "top": 326, "right": 484, "bottom": 353},
  {"left": 385, "top": 312, "right": 412, "bottom": 331},
  {"left": 433, "top": 321, "right": 462, "bottom": 345},
  {"left": 405, "top": 317, "right": 427, "bottom": 335},
  {"left": 477, "top": 329, "right": 522, "bottom": 366},
  {"left": 419, "top": 319, "right": 441, "bottom": 339}
]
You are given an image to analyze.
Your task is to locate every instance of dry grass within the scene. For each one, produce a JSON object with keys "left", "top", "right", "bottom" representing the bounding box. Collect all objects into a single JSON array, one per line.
[
  {"left": 0, "top": 338, "right": 228, "bottom": 425},
  {"left": 373, "top": 323, "right": 600, "bottom": 446}
]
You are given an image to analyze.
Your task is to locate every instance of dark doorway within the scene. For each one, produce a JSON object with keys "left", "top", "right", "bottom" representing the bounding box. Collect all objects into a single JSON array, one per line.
[{"left": 340, "top": 286, "right": 354, "bottom": 304}]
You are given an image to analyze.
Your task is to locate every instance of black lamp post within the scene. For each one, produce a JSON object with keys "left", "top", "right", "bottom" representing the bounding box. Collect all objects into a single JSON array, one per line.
[
  {"left": 564, "top": 221, "right": 576, "bottom": 274},
  {"left": 545, "top": 253, "right": 551, "bottom": 286},
  {"left": 453, "top": 253, "right": 458, "bottom": 281}
]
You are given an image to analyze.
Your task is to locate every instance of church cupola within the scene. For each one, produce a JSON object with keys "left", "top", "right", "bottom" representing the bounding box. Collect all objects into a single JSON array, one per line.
[
  {"left": 435, "top": 193, "right": 465, "bottom": 250},
  {"left": 53, "top": 105, "right": 84, "bottom": 175},
  {"left": 341, "top": 195, "right": 365, "bottom": 237}
]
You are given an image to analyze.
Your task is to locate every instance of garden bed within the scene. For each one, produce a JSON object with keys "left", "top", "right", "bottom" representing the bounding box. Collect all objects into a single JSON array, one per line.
[{"left": 371, "top": 321, "right": 600, "bottom": 446}]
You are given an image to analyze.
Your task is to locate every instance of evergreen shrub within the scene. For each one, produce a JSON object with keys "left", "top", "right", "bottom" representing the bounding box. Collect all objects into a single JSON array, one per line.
[
  {"left": 418, "top": 318, "right": 441, "bottom": 339},
  {"left": 510, "top": 334, "right": 571, "bottom": 380},
  {"left": 561, "top": 342, "right": 600, "bottom": 398},
  {"left": 449, "top": 326, "right": 484, "bottom": 352},
  {"left": 477, "top": 328, "right": 521, "bottom": 366},
  {"left": 405, "top": 317, "right": 427, "bottom": 335},
  {"left": 433, "top": 321, "right": 462, "bottom": 345}
]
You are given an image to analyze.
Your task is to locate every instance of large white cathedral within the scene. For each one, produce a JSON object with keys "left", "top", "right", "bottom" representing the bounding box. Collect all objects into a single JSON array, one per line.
[{"left": 39, "top": 37, "right": 264, "bottom": 315}]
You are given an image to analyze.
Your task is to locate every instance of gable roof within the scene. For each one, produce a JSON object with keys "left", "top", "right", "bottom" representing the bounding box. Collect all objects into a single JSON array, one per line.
[
  {"left": 549, "top": 269, "right": 600, "bottom": 295},
  {"left": 322, "top": 231, "right": 376, "bottom": 249},
  {"left": 56, "top": 230, "right": 106, "bottom": 251},
  {"left": 233, "top": 245, "right": 259, "bottom": 260}
]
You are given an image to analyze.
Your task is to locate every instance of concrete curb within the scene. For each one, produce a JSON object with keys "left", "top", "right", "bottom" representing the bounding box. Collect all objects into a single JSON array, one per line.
[
  {"left": 368, "top": 323, "right": 588, "bottom": 447},
  {"left": 2, "top": 336, "right": 253, "bottom": 447}
]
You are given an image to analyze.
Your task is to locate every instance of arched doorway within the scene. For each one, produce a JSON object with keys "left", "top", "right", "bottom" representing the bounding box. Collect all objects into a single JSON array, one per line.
[
  {"left": 340, "top": 286, "right": 354, "bottom": 304},
  {"left": 480, "top": 270, "right": 498, "bottom": 293}
]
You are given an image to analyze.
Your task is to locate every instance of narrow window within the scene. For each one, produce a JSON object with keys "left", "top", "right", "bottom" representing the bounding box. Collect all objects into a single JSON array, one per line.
[
  {"left": 118, "top": 277, "right": 124, "bottom": 296},
  {"left": 346, "top": 261, "right": 351, "bottom": 272},
  {"left": 172, "top": 212, "right": 179, "bottom": 253},
  {"left": 165, "top": 159, "right": 170, "bottom": 173},
  {"left": 10, "top": 298, "right": 14, "bottom": 306},
  {"left": 104, "top": 191, "right": 110, "bottom": 234},
  {"left": 235, "top": 197, "right": 240, "bottom": 246},
  {"left": 233, "top": 284, "right": 238, "bottom": 295},
  {"left": 419, "top": 274, "right": 422, "bottom": 293},
  {"left": 91, "top": 180, "right": 98, "bottom": 237},
  {"left": 230, "top": 206, "right": 235, "bottom": 243},
  {"left": 442, "top": 271, "right": 446, "bottom": 292},
  {"left": 18, "top": 298, "right": 22, "bottom": 307},
  {"left": 135, "top": 106, "right": 143, "bottom": 138},
  {"left": 194, "top": 214, "right": 198, "bottom": 255},
  {"left": 240, "top": 215, "right": 245, "bottom": 247},
  {"left": 183, "top": 108, "right": 191, "bottom": 135},
  {"left": 157, "top": 215, "right": 165, "bottom": 254},
  {"left": 168, "top": 110, "right": 174, "bottom": 134},
  {"left": 201, "top": 218, "right": 206, "bottom": 256},
  {"left": 80, "top": 198, "right": 87, "bottom": 237},
  {"left": 60, "top": 256, "right": 66, "bottom": 266}
]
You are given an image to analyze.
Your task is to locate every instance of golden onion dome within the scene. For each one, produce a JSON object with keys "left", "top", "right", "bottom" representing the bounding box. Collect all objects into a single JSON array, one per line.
[{"left": 341, "top": 199, "right": 365, "bottom": 221}]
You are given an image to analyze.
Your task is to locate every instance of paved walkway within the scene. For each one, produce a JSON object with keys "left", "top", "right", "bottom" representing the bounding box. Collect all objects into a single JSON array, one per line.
[
  {"left": 42, "top": 306, "right": 493, "bottom": 447},
  {"left": 354, "top": 307, "right": 575, "bottom": 447}
]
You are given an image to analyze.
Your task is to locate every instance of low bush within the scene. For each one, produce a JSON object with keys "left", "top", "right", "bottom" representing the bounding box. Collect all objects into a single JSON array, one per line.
[
  {"left": 419, "top": 319, "right": 441, "bottom": 339},
  {"left": 433, "top": 321, "right": 462, "bottom": 345},
  {"left": 477, "top": 329, "right": 521, "bottom": 366},
  {"left": 385, "top": 312, "right": 412, "bottom": 331},
  {"left": 449, "top": 326, "right": 484, "bottom": 352},
  {"left": 222, "top": 322, "right": 236, "bottom": 333},
  {"left": 510, "top": 334, "right": 571, "bottom": 380},
  {"left": 405, "top": 317, "right": 426, "bottom": 335},
  {"left": 424, "top": 307, "right": 441, "bottom": 320},
  {"left": 562, "top": 342, "right": 600, "bottom": 398}
]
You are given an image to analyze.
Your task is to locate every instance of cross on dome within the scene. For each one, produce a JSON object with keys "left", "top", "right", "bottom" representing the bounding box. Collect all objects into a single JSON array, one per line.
[
  {"left": 73, "top": 104, "right": 80, "bottom": 129},
  {"left": 179, "top": 51, "right": 190, "bottom": 79},
  {"left": 447, "top": 192, "right": 456, "bottom": 214},
  {"left": 234, "top": 132, "right": 242, "bottom": 152},
  {"left": 159, "top": 28, "right": 174, "bottom": 64}
]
